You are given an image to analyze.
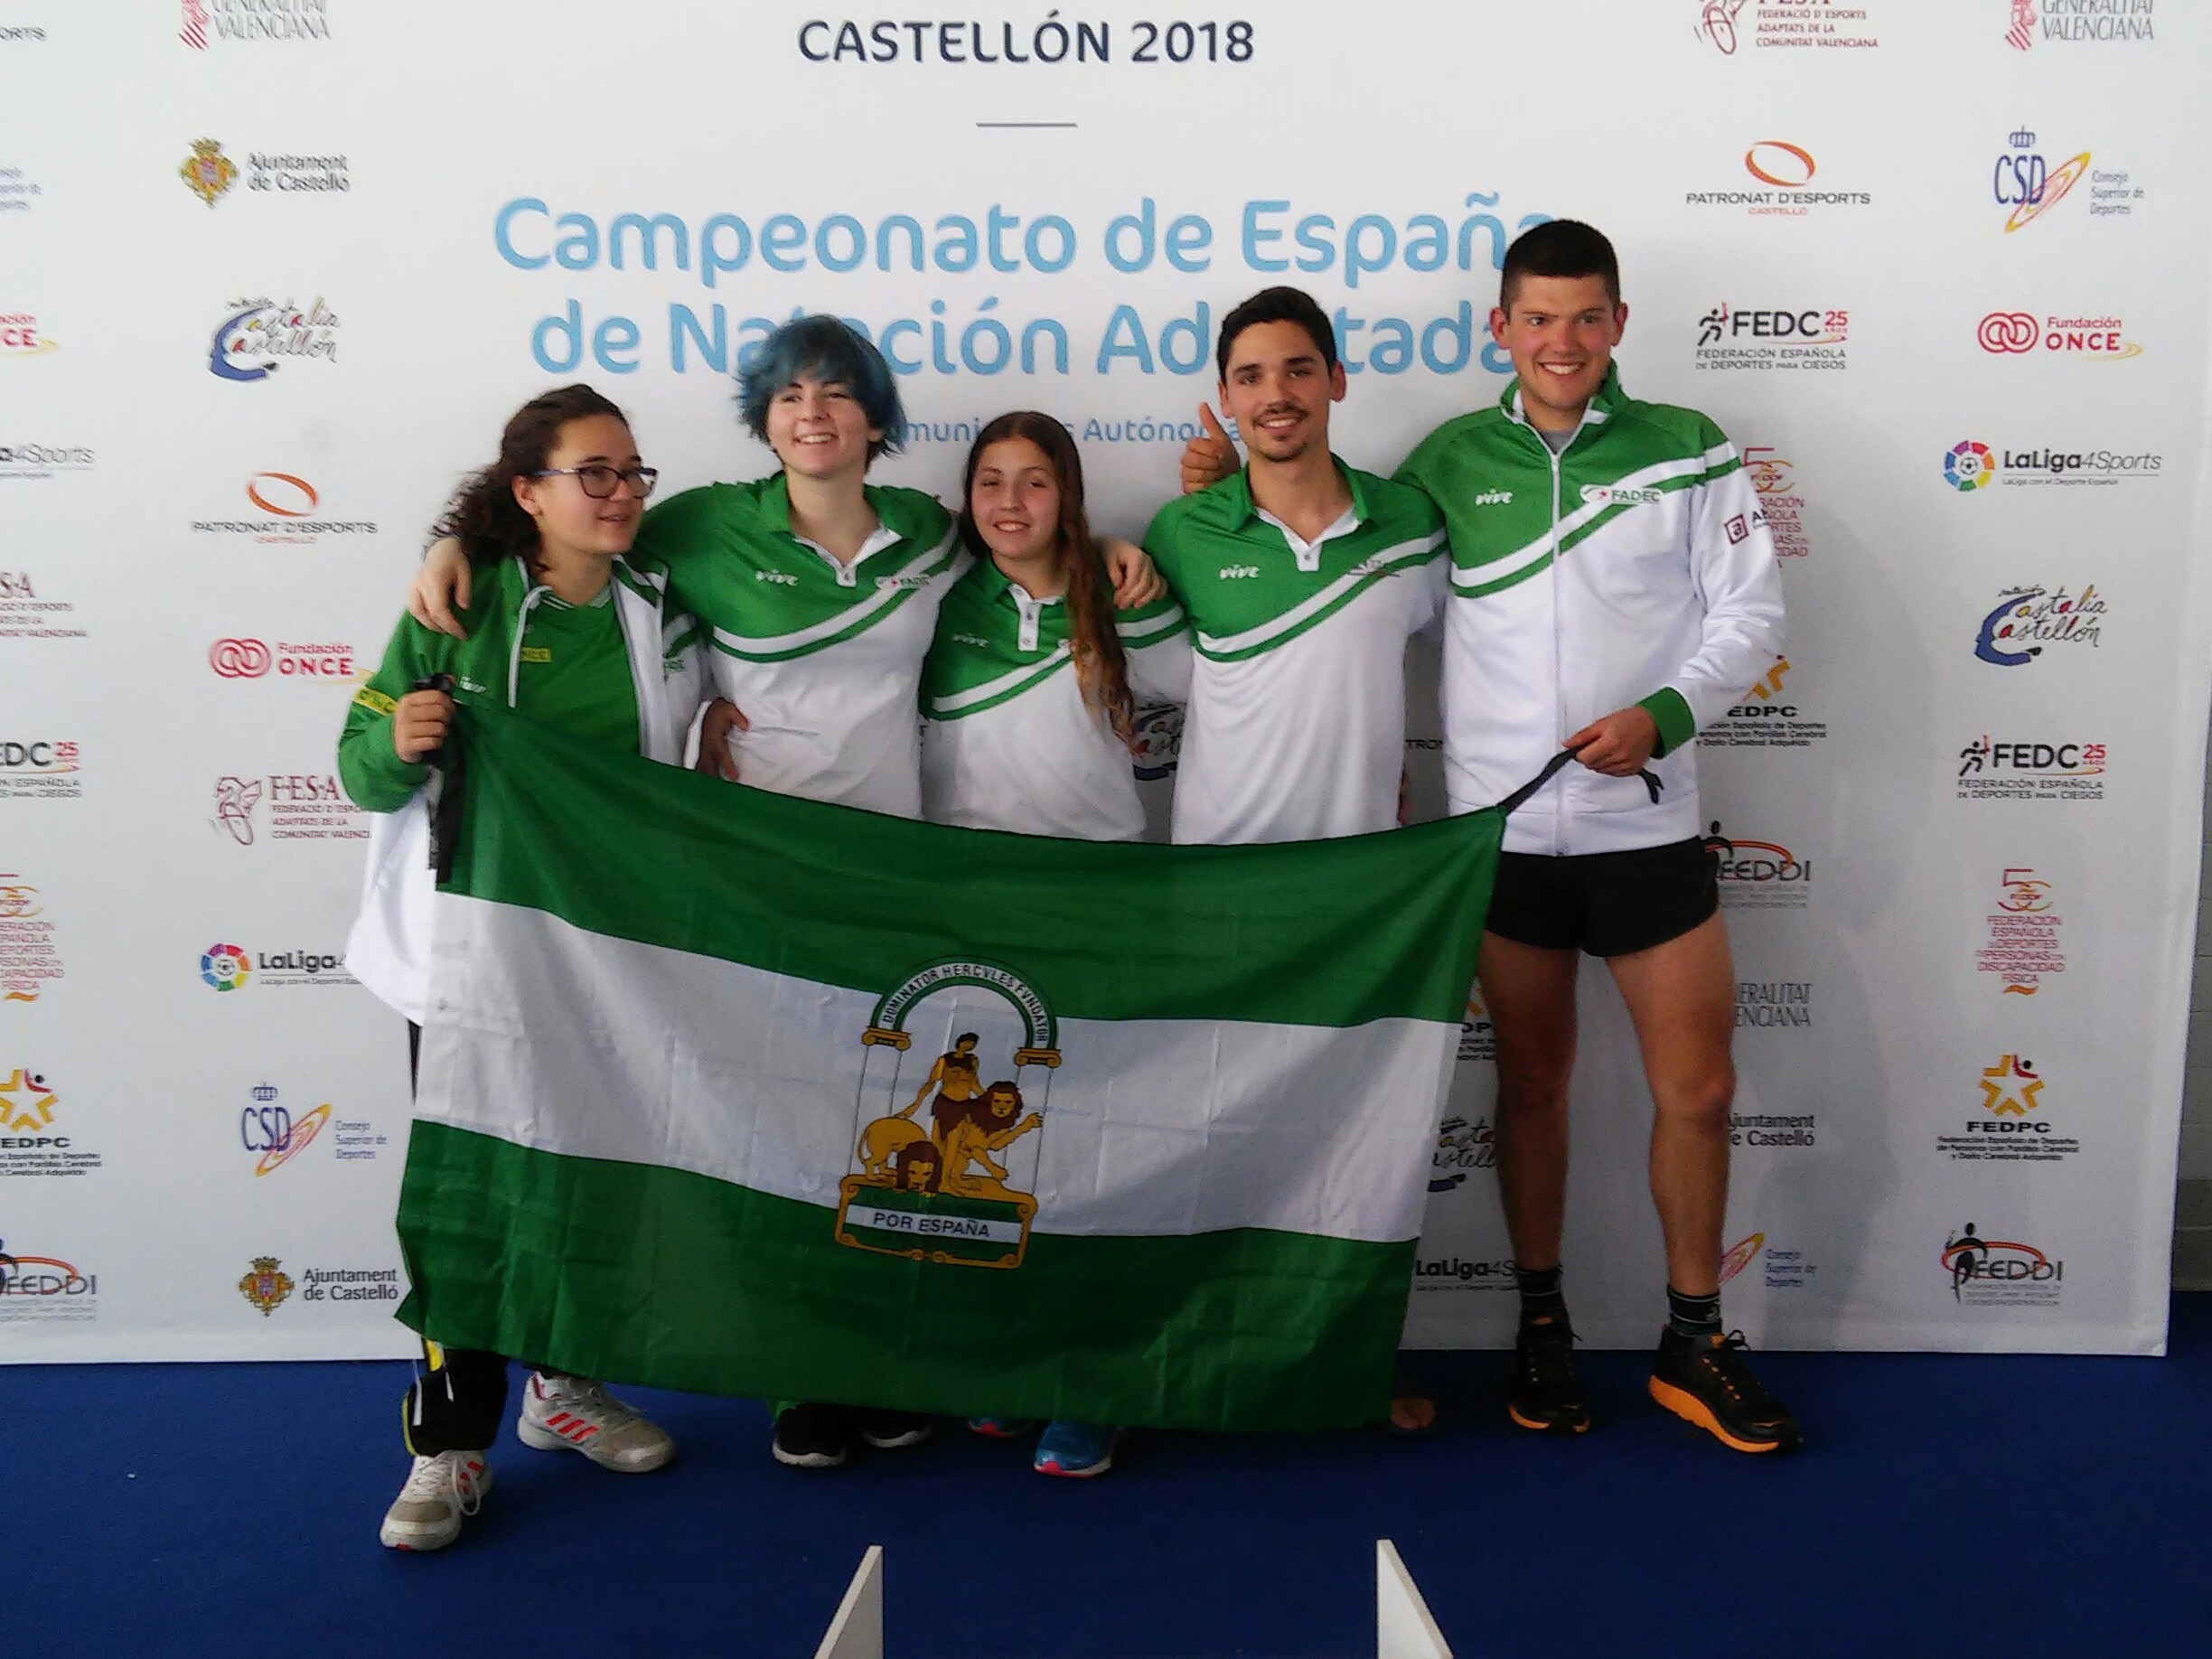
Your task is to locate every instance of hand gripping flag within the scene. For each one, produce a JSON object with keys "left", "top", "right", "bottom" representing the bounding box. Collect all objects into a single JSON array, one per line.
[{"left": 396, "top": 706, "right": 1500, "bottom": 1432}]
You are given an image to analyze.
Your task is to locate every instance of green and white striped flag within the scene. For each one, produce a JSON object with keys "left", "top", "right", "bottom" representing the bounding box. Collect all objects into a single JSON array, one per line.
[{"left": 398, "top": 707, "right": 1498, "bottom": 1431}]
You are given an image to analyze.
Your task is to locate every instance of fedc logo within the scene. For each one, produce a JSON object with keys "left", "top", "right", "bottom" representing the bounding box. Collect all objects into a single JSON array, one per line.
[
  {"left": 1955, "top": 737, "right": 2107, "bottom": 802},
  {"left": 201, "top": 942, "right": 252, "bottom": 991},
  {"left": 240, "top": 1082, "right": 333, "bottom": 1176},
  {"left": 1943, "top": 1223, "right": 2064, "bottom": 1307},
  {"left": 1973, "top": 584, "right": 2104, "bottom": 666},
  {"left": 1979, "top": 867, "right": 2066, "bottom": 996},
  {"left": 0, "top": 313, "right": 57, "bottom": 359},
  {"left": 0, "top": 741, "right": 83, "bottom": 801},
  {"left": 1978, "top": 310, "right": 2140, "bottom": 360},
  {"left": 208, "top": 295, "right": 340, "bottom": 382},
  {"left": 1694, "top": 305, "right": 1849, "bottom": 373}
]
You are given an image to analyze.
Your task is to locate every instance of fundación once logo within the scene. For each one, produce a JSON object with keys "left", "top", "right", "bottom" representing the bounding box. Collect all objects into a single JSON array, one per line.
[
  {"left": 1978, "top": 309, "right": 2141, "bottom": 361},
  {"left": 208, "top": 637, "right": 357, "bottom": 680},
  {"left": 1, "top": 312, "right": 57, "bottom": 360}
]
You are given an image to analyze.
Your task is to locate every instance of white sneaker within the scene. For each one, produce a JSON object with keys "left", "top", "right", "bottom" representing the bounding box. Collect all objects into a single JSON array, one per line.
[
  {"left": 515, "top": 1372, "right": 676, "bottom": 1472},
  {"left": 379, "top": 1451, "right": 492, "bottom": 1551}
]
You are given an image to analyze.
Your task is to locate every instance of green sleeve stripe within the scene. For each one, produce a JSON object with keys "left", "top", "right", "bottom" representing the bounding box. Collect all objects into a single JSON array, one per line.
[
  {"left": 928, "top": 646, "right": 1073, "bottom": 718},
  {"left": 1195, "top": 538, "right": 1441, "bottom": 661},
  {"left": 710, "top": 533, "right": 965, "bottom": 660},
  {"left": 1638, "top": 688, "right": 1696, "bottom": 757},
  {"left": 1115, "top": 605, "right": 1186, "bottom": 643}
]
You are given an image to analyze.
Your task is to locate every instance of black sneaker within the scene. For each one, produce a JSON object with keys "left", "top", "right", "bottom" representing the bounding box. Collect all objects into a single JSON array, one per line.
[
  {"left": 1649, "top": 1328, "right": 1803, "bottom": 1453},
  {"left": 855, "top": 1409, "right": 933, "bottom": 1450},
  {"left": 1507, "top": 1314, "right": 1590, "bottom": 1435},
  {"left": 772, "top": 1402, "right": 851, "bottom": 1468}
]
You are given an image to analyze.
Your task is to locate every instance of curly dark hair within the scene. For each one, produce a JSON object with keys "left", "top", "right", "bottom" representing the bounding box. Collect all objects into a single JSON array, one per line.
[{"left": 433, "top": 384, "right": 629, "bottom": 571}]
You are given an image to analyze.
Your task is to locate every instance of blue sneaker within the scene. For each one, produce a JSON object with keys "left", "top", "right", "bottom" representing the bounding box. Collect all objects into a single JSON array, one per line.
[
  {"left": 1034, "top": 1420, "right": 1120, "bottom": 1478},
  {"left": 966, "top": 1416, "right": 1036, "bottom": 1439}
]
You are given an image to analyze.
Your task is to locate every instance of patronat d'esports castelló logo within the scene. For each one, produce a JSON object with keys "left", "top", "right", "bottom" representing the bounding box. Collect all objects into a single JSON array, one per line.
[{"left": 838, "top": 960, "right": 1062, "bottom": 1270}]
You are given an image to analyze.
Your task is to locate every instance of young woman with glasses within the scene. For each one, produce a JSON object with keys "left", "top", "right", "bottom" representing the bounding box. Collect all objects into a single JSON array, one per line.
[{"left": 340, "top": 383, "right": 703, "bottom": 1551}]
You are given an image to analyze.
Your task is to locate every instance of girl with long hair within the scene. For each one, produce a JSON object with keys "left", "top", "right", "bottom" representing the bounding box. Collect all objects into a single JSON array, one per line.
[
  {"left": 339, "top": 384, "right": 700, "bottom": 1551},
  {"left": 920, "top": 412, "right": 1193, "bottom": 1476}
]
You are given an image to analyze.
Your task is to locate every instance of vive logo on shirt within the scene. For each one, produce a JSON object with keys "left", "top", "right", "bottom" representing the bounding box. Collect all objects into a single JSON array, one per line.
[
  {"left": 951, "top": 632, "right": 990, "bottom": 649},
  {"left": 755, "top": 570, "right": 798, "bottom": 586},
  {"left": 1474, "top": 490, "right": 1513, "bottom": 506},
  {"left": 1580, "top": 483, "right": 1665, "bottom": 508},
  {"left": 1217, "top": 565, "right": 1260, "bottom": 580}
]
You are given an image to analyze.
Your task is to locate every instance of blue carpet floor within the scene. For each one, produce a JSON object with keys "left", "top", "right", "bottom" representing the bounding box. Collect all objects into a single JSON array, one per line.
[{"left": 9, "top": 1298, "right": 2209, "bottom": 1658}]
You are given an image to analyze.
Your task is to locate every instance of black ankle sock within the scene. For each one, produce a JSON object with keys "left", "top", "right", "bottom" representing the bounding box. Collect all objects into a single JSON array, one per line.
[
  {"left": 1667, "top": 1285, "right": 1722, "bottom": 1339},
  {"left": 1518, "top": 1264, "right": 1567, "bottom": 1326}
]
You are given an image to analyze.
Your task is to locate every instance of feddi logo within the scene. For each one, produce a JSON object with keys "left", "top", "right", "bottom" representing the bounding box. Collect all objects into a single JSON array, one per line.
[
  {"left": 0, "top": 1237, "right": 98, "bottom": 1322},
  {"left": 1943, "top": 1223, "right": 2064, "bottom": 1306}
]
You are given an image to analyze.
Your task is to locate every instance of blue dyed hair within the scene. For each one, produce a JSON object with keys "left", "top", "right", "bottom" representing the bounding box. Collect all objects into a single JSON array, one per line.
[{"left": 737, "top": 314, "right": 907, "bottom": 462}]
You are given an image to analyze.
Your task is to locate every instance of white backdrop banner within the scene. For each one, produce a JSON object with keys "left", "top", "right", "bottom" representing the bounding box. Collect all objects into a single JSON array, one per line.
[{"left": 2, "top": 0, "right": 2206, "bottom": 1361}]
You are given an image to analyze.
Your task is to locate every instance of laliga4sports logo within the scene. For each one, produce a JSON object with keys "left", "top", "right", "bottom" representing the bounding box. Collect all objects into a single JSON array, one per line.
[
  {"left": 1944, "top": 439, "right": 2160, "bottom": 491},
  {"left": 200, "top": 941, "right": 356, "bottom": 991},
  {"left": 1977, "top": 310, "right": 2140, "bottom": 361}
]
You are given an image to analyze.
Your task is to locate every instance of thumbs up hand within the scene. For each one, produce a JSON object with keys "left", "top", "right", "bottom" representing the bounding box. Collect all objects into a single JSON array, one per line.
[{"left": 1179, "top": 402, "right": 1241, "bottom": 495}]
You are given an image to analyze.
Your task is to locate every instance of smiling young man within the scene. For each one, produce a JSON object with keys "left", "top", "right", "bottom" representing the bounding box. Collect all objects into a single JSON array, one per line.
[
  {"left": 1398, "top": 220, "right": 1795, "bottom": 1452},
  {"left": 1142, "top": 286, "right": 1446, "bottom": 848},
  {"left": 1180, "top": 224, "right": 1797, "bottom": 1453}
]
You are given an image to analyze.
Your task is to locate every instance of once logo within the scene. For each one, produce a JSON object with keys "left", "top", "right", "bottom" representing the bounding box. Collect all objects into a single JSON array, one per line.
[
  {"left": 246, "top": 473, "right": 317, "bottom": 517},
  {"left": 209, "top": 638, "right": 272, "bottom": 678},
  {"left": 200, "top": 942, "right": 251, "bottom": 991},
  {"left": 1978, "top": 312, "right": 2039, "bottom": 353},
  {"left": 1744, "top": 141, "right": 1816, "bottom": 188},
  {"left": 0, "top": 313, "right": 57, "bottom": 358}
]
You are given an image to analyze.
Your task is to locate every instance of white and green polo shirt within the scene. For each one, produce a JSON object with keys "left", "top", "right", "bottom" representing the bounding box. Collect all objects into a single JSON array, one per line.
[
  {"left": 919, "top": 559, "right": 1190, "bottom": 841},
  {"left": 632, "top": 475, "right": 966, "bottom": 819},
  {"left": 1142, "top": 460, "right": 1446, "bottom": 846}
]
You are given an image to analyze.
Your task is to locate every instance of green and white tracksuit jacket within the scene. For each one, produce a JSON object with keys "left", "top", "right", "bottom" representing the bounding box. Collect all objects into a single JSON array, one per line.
[
  {"left": 337, "top": 555, "right": 703, "bottom": 1022},
  {"left": 1396, "top": 367, "right": 1785, "bottom": 857}
]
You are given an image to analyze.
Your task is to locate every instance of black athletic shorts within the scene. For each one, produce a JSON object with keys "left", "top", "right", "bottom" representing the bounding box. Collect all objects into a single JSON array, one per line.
[{"left": 1486, "top": 836, "right": 1719, "bottom": 959}]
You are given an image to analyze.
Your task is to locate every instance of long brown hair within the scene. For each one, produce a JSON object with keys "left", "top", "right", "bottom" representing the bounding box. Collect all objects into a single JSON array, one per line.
[
  {"left": 433, "top": 383, "right": 627, "bottom": 574},
  {"left": 958, "top": 412, "right": 1135, "bottom": 745}
]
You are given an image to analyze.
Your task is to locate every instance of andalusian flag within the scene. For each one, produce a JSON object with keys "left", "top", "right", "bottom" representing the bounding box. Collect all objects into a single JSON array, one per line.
[{"left": 398, "top": 708, "right": 1497, "bottom": 1431}]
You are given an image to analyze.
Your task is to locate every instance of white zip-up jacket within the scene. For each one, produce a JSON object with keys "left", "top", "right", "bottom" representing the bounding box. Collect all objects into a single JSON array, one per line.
[
  {"left": 338, "top": 556, "right": 703, "bottom": 1022},
  {"left": 1396, "top": 367, "right": 1785, "bottom": 856}
]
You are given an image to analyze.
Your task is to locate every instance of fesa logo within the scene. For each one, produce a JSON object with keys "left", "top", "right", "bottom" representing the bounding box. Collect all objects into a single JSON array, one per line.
[
  {"left": 1993, "top": 127, "right": 2091, "bottom": 231},
  {"left": 1744, "top": 140, "right": 1815, "bottom": 188},
  {"left": 200, "top": 942, "right": 251, "bottom": 991},
  {"left": 239, "top": 1083, "right": 333, "bottom": 1176},
  {"left": 209, "top": 638, "right": 357, "bottom": 680},
  {"left": 0, "top": 312, "right": 57, "bottom": 359},
  {"left": 1978, "top": 310, "right": 2140, "bottom": 360}
]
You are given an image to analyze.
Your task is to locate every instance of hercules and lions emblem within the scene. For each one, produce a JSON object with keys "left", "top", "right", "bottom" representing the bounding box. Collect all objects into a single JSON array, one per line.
[{"left": 837, "top": 959, "right": 1060, "bottom": 1270}]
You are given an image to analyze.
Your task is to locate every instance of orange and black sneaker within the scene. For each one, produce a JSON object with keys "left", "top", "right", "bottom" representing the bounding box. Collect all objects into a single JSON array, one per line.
[
  {"left": 1649, "top": 1328, "right": 1802, "bottom": 1454},
  {"left": 1507, "top": 1315, "right": 1591, "bottom": 1435}
]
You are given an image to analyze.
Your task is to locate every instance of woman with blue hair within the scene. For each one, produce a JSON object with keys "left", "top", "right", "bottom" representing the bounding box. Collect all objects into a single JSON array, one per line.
[{"left": 405, "top": 316, "right": 1164, "bottom": 1468}]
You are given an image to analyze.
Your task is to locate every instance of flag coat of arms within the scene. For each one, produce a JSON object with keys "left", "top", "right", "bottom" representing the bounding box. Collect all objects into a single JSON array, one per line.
[{"left": 398, "top": 708, "right": 1497, "bottom": 1432}]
